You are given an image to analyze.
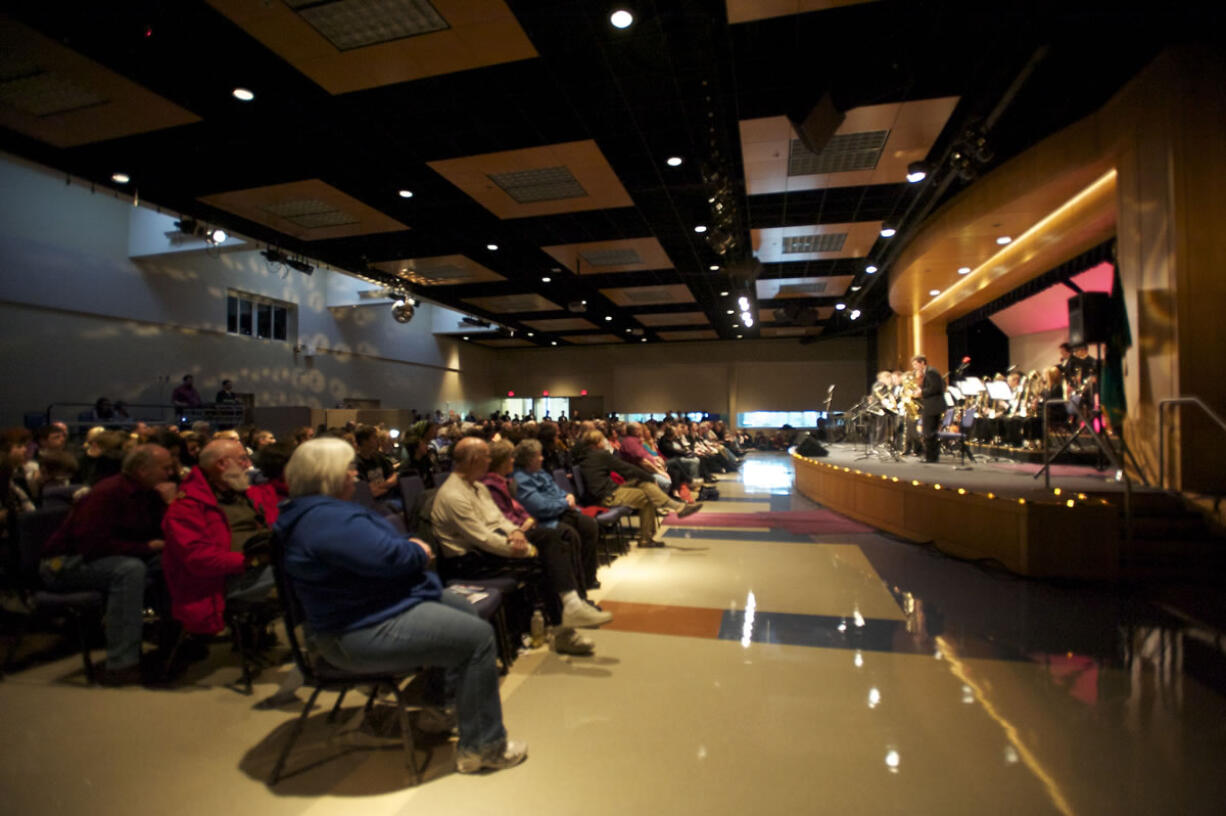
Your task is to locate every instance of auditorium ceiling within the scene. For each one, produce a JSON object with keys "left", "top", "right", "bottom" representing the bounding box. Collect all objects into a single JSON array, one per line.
[{"left": 0, "top": 1, "right": 1206, "bottom": 347}]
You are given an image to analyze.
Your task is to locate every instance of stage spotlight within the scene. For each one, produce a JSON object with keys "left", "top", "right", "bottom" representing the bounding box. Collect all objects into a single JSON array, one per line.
[
  {"left": 260, "top": 248, "right": 286, "bottom": 265},
  {"left": 737, "top": 296, "right": 749, "bottom": 311},
  {"left": 906, "top": 161, "right": 930, "bottom": 183},
  {"left": 391, "top": 299, "right": 415, "bottom": 324},
  {"left": 208, "top": 228, "right": 228, "bottom": 244},
  {"left": 285, "top": 258, "right": 314, "bottom": 275},
  {"left": 849, "top": 309, "right": 861, "bottom": 320}
]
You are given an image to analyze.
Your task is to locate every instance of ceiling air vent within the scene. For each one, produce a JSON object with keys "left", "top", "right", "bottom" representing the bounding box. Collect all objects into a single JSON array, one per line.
[
  {"left": 488, "top": 165, "right": 587, "bottom": 204},
  {"left": 775, "top": 281, "right": 828, "bottom": 297},
  {"left": 284, "top": 0, "right": 449, "bottom": 51},
  {"left": 579, "top": 248, "right": 642, "bottom": 267},
  {"left": 622, "top": 287, "right": 677, "bottom": 304},
  {"left": 262, "top": 199, "right": 359, "bottom": 229},
  {"left": 788, "top": 130, "right": 890, "bottom": 176},
  {"left": 781, "top": 233, "right": 847, "bottom": 254}
]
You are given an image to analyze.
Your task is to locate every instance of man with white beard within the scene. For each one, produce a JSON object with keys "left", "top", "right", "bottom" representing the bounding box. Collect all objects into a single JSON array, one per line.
[{"left": 162, "top": 439, "right": 280, "bottom": 643}]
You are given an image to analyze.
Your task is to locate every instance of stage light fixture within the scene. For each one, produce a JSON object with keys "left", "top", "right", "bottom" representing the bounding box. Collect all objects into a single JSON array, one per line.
[
  {"left": 111, "top": 172, "right": 130, "bottom": 184},
  {"left": 741, "top": 313, "right": 754, "bottom": 327},
  {"left": 610, "top": 9, "right": 634, "bottom": 28},
  {"left": 208, "top": 228, "right": 228, "bottom": 244},
  {"left": 849, "top": 309, "right": 861, "bottom": 320},
  {"left": 285, "top": 258, "right": 314, "bottom": 275},
  {"left": 737, "top": 296, "right": 749, "bottom": 311},
  {"left": 905, "top": 161, "right": 930, "bottom": 183}
]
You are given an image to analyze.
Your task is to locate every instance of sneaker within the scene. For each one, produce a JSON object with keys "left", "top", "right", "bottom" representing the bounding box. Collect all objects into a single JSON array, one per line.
[
  {"left": 553, "top": 628, "right": 595, "bottom": 656},
  {"left": 562, "top": 602, "right": 613, "bottom": 629},
  {"left": 456, "top": 739, "right": 529, "bottom": 774},
  {"left": 677, "top": 502, "right": 703, "bottom": 519}
]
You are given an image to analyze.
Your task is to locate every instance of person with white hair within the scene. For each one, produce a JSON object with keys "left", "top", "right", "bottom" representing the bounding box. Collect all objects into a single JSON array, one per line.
[{"left": 274, "top": 438, "right": 526, "bottom": 775}]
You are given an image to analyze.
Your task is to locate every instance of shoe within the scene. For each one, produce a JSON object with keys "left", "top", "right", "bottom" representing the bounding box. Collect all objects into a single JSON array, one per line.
[
  {"left": 553, "top": 628, "right": 595, "bottom": 656},
  {"left": 99, "top": 663, "right": 144, "bottom": 687},
  {"left": 677, "top": 502, "right": 703, "bottom": 519},
  {"left": 562, "top": 602, "right": 613, "bottom": 629},
  {"left": 456, "top": 739, "right": 529, "bottom": 774}
]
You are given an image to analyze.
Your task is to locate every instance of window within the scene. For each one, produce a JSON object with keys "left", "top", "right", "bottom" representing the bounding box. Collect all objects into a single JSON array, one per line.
[
  {"left": 737, "top": 411, "right": 823, "bottom": 429},
  {"left": 620, "top": 411, "right": 709, "bottom": 424},
  {"left": 226, "top": 291, "right": 292, "bottom": 342}
]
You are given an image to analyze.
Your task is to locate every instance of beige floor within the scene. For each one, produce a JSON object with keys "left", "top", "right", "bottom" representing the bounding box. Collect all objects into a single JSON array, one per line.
[{"left": 3, "top": 458, "right": 1225, "bottom": 815}]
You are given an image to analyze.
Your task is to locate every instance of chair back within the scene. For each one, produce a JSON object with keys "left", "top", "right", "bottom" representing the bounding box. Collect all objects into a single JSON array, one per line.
[
  {"left": 40, "top": 484, "right": 84, "bottom": 508},
  {"left": 552, "top": 468, "right": 576, "bottom": 496},
  {"left": 569, "top": 465, "right": 589, "bottom": 504},
  {"left": 941, "top": 407, "right": 955, "bottom": 428},
  {"left": 961, "top": 405, "right": 977, "bottom": 430},
  {"left": 350, "top": 479, "right": 378, "bottom": 510},
  {"left": 406, "top": 487, "right": 440, "bottom": 546},
  {"left": 15, "top": 506, "right": 73, "bottom": 587},
  {"left": 269, "top": 531, "right": 322, "bottom": 686},
  {"left": 398, "top": 474, "right": 425, "bottom": 511}
]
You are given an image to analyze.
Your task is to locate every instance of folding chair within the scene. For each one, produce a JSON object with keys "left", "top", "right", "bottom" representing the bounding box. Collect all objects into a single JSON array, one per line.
[
  {"left": 558, "top": 468, "right": 632, "bottom": 560},
  {"left": 3, "top": 507, "right": 103, "bottom": 682},
  {"left": 269, "top": 534, "right": 429, "bottom": 786}
]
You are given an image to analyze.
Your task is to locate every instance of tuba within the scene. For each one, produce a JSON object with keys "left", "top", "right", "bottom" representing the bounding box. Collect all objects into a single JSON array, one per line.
[{"left": 900, "top": 372, "right": 920, "bottom": 420}]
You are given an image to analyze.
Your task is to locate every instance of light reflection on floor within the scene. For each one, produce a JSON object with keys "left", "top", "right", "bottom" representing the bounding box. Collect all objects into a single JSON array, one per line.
[{"left": 736, "top": 456, "right": 794, "bottom": 492}]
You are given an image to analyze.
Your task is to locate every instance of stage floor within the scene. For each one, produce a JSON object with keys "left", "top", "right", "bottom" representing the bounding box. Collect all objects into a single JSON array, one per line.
[{"left": 811, "top": 441, "right": 1157, "bottom": 503}]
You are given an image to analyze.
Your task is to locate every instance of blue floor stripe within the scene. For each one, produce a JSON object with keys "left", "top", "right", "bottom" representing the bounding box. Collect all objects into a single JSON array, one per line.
[
  {"left": 663, "top": 527, "right": 815, "bottom": 543},
  {"left": 718, "top": 610, "right": 929, "bottom": 654}
]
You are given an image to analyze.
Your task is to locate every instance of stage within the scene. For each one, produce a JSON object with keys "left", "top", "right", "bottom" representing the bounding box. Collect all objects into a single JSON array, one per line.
[{"left": 789, "top": 443, "right": 1163, "bottom": 581}]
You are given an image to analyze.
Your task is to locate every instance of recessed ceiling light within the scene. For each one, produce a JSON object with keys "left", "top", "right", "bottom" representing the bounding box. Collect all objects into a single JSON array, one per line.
[
  {"left": 604, "top": 315, "right": 613, "bottom": 321},
  {"left": 486, "top": 243, "right": 499, "bottom": 251},
  {"left": 850, "top": 285, "right": 861, "bottom": 291},
  {"left": 996, "top": 236, "right": 1012, "bottom": 245},
  {"left": 641, "top": 337, "right": 647, "bottom": 342},
  {"left": 835, "top": 303, "right": 846, "bottom": 310},
  {"left": 541, "top": 276, "right": 551, "bottom": 283},
  {"left": 957, "top": 266, "right": 971, "bottom": 275},
  {"left": 737, "top": 296, "right": 749, "bottom": 311},
  {"left": 111, "top": 173, "right": 130, "bottom": 184},
  {"left": 401, "top": 267, "right": 408, "bottom": 273},
  {"left": 694, "top": 225, "right": 707, "bottom": 233},
  {"left": 232, "top": 87, "right": 254, "bottom": 102},
  {"left": 850, "top": 309, "right": 861, "bottom": 320},
  {"left": 625, "top": 328, "right": 632, "bottom": 333},
  {"left": 666, "top": 156, "right": 683, "bottom": 167},
  {"left": 398, "top": 189, "right": 413, "bottom": 198},
  {"left": 865, "top": 265, "right": 878, "bottom": 274},
  {"left": 737, "top": 334, "right": 743, "bottom": 339},
  {"left": 719, "top": 290, "right": 729, "bottom": 296},
  {"left": 527, "top": 332, "right": 535, "bottom": 337},
  {"left": 463, "top": 336, "right": 470, "bottom": 341},
  {"left": 709, "top": 265, "right": 719, "bottom": 271},
  {"left": 929, "top": 289, "right": 941, "bottom": 296},
  {"left": 551, "top": 341, "right": 558, "bottom": 346},
  {"left": 726, "top": 310, "right": 734, "bottom": 315},
  {"left": 610, "top": 9, "right": 634, "bottom": 29},
  {"left": 880, "top": 227, "right": 897, "bottom": 238}
]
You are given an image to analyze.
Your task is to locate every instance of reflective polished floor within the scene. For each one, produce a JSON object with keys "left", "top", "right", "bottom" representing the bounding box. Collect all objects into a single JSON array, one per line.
[{"left": 3, "top": 453, "right": 1226, "bottom": 815}]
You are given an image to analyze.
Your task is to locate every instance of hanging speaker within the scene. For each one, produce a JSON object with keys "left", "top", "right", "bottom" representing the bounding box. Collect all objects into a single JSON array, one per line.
[{"left": 1067, "top": 293, "right": 1111, "bottom": 345}]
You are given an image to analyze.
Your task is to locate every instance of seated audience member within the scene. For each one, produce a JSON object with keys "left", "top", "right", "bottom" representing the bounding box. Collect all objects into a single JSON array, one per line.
[
  {"left": 42, "top": 445, "right": 176, "bottom": 684},
  {"left": 179, "top": 431, "right": 204, "bottom": 468},
  {"left": 433, "top": 438, "right": 611, "bottom": 650},
  {"left": 162, "top": 439, "right": 280, "bottom": 640},
  {"left": 215, "top": 379, "right": 239, "bottom": 404},
  {"left": 658, "top": 423, "right": 715, "bottom": 485},
  {"left": 275, "top": 438, "right": 527, "bottom": 774},
  {"left": 512, "top": 439, "right": 600, "bottom": 591},
  {"left": 401, "top": 422, "right": 440, "bottom": 487},
  {"left": 35, "top": 424, "right": 69, "bottom": 458},
  {"left": 354, "top": 424, "right": 401, "bottom": 509},
  {"left": 573, "top": 430, "right": 701, "bottom": 548},
  {"left": 480, "top": 440, "right": 604, "bottom": 655},
  {"left": 171, "top": 374, "right": 203, "bottom": 408},
  {"left": 246, "top": 428, "right": 276, "bottom": 454},
  {"left": 37, "top": 450, "right": 79, "bottom": 491},
  {"left": 537, "top": 421, "right": 567, "bottom": 473},
  {"left": 619, "top": 422, "right": 679, "bottom": 494},
  {"left": 154, "top": 431, "right": 189, "bottom": 482},
  {"left": 292, "top": 426, "right": 315, "bottom": 446},
  {"left": 78, "top": 429, "right": 126, "bottom": 486},
  {"left": 254, "top": 441, "right": 295, "bottom": 499},
  {"left": 90, "top": 397, "right": 116, "bottom": 422}
]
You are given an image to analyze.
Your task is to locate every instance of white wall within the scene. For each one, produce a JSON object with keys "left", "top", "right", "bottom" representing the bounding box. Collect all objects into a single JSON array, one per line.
[
  {"left": 0, "top": 154, "right": 497, "bottom": 427},
  {"left": 1009, "top": 328, "right": 1067, "bottom": 376}
]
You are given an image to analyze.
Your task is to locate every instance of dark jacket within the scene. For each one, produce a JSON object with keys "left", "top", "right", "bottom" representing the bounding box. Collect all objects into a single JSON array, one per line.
[
  {"left": 920, "top": 366, "right": 946, "bottom": 415},
  {"left": 574, "top": 446, "right": 652, "bottom": 504},
  {"left": 44, "top": 473, "right": 165, "bottom": 561},
  {"left": 274, "top": 495, "right": 442, "bottom": 634}
]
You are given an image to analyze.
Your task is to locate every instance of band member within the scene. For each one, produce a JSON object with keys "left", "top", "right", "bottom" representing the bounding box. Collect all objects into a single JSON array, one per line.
[
  {"left": 912, "top": 355, "right": 945, "bottom": 463},
  {"left": 1057, "top": 342, "right": 1074, "bottom": 382},
  {"left": 869, "top": 371, "right": 896, "bottom": 449}
]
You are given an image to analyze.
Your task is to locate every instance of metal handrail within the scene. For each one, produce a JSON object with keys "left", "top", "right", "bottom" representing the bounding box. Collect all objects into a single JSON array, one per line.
[
  {"left": 45, "top": 401, "right": 247, "bottom": 434},
  {"left": 1158, "top": 397, "right": 1226, "bottom": 492}
]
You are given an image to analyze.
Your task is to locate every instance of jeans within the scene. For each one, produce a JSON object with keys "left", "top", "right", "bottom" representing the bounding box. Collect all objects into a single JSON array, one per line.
[
  {"left": 557, "top": 508, "right": 598, "bottom": 588},
  {"left": 314, "top": 590, "right": 507, "bottom": 754},
  {"left": 44, "top": 555, "right": 146, "bottom": 670}
]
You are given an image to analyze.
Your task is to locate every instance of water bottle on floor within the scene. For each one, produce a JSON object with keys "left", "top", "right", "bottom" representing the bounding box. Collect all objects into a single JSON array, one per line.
[{"left": 530, "top": 609, "right": 545, "bottom": 648}]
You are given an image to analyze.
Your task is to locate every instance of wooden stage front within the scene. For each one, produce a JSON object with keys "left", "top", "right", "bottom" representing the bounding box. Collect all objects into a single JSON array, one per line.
[{"left": 791, "top": 445, "right": 1127, "bottom": 580}]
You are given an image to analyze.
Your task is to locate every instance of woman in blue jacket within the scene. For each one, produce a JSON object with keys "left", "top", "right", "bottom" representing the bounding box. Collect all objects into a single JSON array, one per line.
[
  {"left": 275, "top": 438, "right": 526, "bottom": 775},
  {"left": 512, "top": 438, "right": 600, "bottom": 590}
]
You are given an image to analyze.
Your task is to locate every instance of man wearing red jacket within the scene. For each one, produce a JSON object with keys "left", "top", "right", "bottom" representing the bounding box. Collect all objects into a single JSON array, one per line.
[
  {"left": 42, "top": 444, "right": 176, "bottom": 685},
  {"left": 162, "top": 439, "right": 279, "bottom": 638}
]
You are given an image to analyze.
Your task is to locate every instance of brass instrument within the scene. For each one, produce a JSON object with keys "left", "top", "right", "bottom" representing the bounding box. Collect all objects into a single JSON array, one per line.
[{"left": 899, "top": 372, "right": 920, "bottom": 420}]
